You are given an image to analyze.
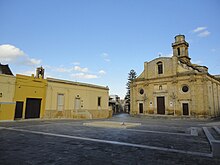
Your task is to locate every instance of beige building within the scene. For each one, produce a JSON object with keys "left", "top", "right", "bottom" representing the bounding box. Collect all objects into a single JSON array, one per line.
[
  {"left": 131, "top": 35, "right": 220, "bottom": 118},
  {"left": 0, "top": 64, "right": 111, "bottom": 121},
  {"left": 44, "top": 78, "right": 111, "bottom": 119},
  {"left": 0, "top": 74, "right": 16, "bottom": 121}
]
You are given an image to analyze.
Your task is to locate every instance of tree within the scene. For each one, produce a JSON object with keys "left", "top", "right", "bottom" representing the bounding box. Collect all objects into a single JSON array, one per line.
[{"left": 125, "top": 69, "right": 137, "bottom": 113}]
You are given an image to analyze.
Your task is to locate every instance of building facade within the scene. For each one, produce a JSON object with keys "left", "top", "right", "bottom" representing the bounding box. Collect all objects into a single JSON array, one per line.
[
  {"left": 131, "top": 35, "right": 220, "bottom": 118},
  {"left": 44, "top": 78, "right": 110, "bottom": 119},
  {"left": 14, "top": 74, "right": 47, "bottom": 119},
  {"left": 109, "top": 95, "right": 122, "bottom": 114},
  {"left": 0, "top": 74, "right": 16, "bottom": 121},
  {"left": 0, "top": 66, "right": 111, "bottom": 121}
]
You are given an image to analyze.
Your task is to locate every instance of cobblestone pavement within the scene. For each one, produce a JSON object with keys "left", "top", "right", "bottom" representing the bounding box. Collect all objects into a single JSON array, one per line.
[{"left": 0, "top": 114, "right": 220, "bottom": 165}]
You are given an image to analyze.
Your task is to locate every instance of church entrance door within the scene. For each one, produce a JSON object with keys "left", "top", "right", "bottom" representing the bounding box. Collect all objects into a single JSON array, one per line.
[
  {"left": 182, "top": 103, "right": 189, "bottom": 115},
  {"left": 139, "top": 103, "right": 143, "bottom": 114},
  {"left": 157, "top": 97, "right": 165, "bottom": 114}
]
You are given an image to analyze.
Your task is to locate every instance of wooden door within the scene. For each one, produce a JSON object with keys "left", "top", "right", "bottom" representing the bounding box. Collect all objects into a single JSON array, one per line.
[
  {"left": 14, "top": 101, "right": 23, "bottom": 119},
  {"left": 139, "top": 103, "right": 143, "bottom": 114},
  {"left": 25, "top": 98, "right": 41, "bottom": 119},
  {"left": 157, "top": 97, "right": 165, "bottom": 114},
  {"left": 183, "top": 103, "right": 189, "bottom": 115}
]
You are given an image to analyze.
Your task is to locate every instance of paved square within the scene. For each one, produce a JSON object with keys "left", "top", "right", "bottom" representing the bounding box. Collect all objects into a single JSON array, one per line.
[
  {"left": 0, "top": 114, "right": 220, "bottom": 164},
  {"left": 83, "top": 121, "right": 141, "bottom": 128}
]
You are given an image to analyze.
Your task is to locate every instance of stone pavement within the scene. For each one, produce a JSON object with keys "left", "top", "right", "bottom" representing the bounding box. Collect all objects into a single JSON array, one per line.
[{"left": 0, "top": 114, "right": 220, "bottom": 165}]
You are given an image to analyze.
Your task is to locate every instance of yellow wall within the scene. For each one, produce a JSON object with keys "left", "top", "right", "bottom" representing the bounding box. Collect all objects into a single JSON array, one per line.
[
  {"left": 0, "top": 74, "right": 16, "bottom": 121},
  {"left": 14, "top": 74, "right": 47, "bottom": 119},
  {"left": 0, "top": 103, "right": 16, "bottom": 121},
  {"left": 45, "top": 78, "right": 111, "bottom": 119}
]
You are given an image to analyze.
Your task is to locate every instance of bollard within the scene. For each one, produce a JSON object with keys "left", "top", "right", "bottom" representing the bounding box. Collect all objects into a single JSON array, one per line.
[{"left": 190, "top": 127, "right": 198, "bottom": 136}]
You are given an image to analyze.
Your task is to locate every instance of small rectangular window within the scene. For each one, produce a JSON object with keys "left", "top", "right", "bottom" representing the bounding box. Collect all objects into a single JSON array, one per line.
[{"left": 98, "top": 97, "right": 101, "bottom": 106}]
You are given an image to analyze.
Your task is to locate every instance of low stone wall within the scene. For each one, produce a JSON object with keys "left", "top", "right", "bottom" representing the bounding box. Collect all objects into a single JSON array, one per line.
[{"left": 44, "top": 109, "right": 113, "bottom": 119}]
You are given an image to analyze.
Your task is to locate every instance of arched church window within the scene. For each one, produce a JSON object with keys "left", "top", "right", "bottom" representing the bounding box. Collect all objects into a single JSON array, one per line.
[
  {"left": 157, "top": 62, "right": 163, "bottom": 74},
  {"left": 177, "top": 47, "right": 181, "bottom": 56}
]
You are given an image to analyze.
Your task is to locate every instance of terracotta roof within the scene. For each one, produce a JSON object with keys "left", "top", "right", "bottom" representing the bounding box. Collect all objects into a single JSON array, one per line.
[{"left": 0, "top": 63, "right": 13, "bottom": 75}]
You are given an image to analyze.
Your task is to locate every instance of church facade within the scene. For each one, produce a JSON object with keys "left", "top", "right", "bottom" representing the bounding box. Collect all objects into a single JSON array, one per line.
[{"left": 130, "top": 35, "right": 220, "bottom": 118}]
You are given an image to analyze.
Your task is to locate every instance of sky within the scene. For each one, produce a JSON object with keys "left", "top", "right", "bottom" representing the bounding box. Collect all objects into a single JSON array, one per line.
[{"left": 0, "top": 0, "right": 220, "bottom": 98}]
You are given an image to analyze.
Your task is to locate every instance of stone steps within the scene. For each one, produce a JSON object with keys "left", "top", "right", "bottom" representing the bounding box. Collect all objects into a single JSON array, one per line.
[{"left": 203, "top": 126, "right": 220, "bottom": 158}]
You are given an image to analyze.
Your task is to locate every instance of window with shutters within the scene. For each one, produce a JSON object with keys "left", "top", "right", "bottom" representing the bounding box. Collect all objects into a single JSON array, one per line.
[{"left": 57, "top": 94, "right": 64, "bottom": 111}]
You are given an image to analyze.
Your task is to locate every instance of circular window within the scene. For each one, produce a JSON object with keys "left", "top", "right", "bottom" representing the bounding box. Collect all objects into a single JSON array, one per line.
[
  {"left": 182, "top": 85, "right": 189, "bottom": 93},
  {"left": 139, "top": 89, "right": 144, "bottom": 95}
]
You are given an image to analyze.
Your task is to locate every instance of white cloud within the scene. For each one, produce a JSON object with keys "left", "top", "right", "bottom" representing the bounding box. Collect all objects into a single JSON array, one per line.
[
  {"left": 197, "top": 30, "right": 210, "bottom": 37},
  {"left": 72, "top": 62, "right": 80, "bottom": 65},
  {"left": 56, "top": 67, "right": 73, "bottom": 73},
  {"left": 101, "top": 53, "right": 108, "bottom": 58},
  {"left": 25, "top": 57, "right": 41, "bottom": 66},
  {"left": 74, "top": 66, "right": 88, "bottom": 72},
  {"left": 192, "top": 27, "right": 210, "bottom": 37},
  {"left": 71, "top": 73, "right": 98, "bottom": 79},
  {"left": 44, "top": 65, "right": 73, "bottom": 73},
  {"left": 98, "top": 70, "right": 106, "bottom": 75},
  {"left": 191, "top": 60, "right": 203, "bottom": 65},
  {"left": 0, "top": 44, "right": 24, "bottom": 62},
  {"left": 101, "top": 53, "right": 111, "bottom": 62},
  {"left": 158, "top": 52, "right": 172, "bottom": 57},
  {"left": 211, "top": 48, "right": 216, "bottom": 52},
  {"left": 104, "top": 58, "right": 111, "bottom": 62},
  {"left": 19, "top": 70, "right": 35, "bottom": 76},
  {"left": 193, "top": 27, "right": 207, "bottom": 33},
  {"left": 0, "top": 44, "right": 41, "bottom": 66}
]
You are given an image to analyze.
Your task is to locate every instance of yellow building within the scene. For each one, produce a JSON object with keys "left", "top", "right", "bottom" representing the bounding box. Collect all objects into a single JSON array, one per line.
[
  {"left": 44, "top": 78, "right": 111, "bottom": 119},
  {"left": 14, "top": 74, "right": 47, "bottom": 119},
  {"left": 0, "top": 74, "right": 16, "bottom": 121},
  {"left": 0, "top": 65, "right": 111, "bottom": 121},
  {"left": 131, "top": 35, "right": 220, "bottom": 118}
]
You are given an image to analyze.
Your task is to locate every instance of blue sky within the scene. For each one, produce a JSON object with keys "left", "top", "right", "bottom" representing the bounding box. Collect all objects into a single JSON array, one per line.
[{"left": 0, "top": 0, "right": 220, "bottom": 98}]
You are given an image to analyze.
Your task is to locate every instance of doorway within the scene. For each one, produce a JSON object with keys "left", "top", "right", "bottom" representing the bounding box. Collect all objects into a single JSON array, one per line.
[
  {"left": 25, "top": 98, "right": 41, "bottom": 119},
  {"left": 139, "top": 103, "right": 143, "bottom": 114},
  {"left": 157, "top": 97, "right": 165, "bottom": 114},
  {"left": 182, "top": 103, "right": 189, "bottom": 115},
  {"left": 14, "top": 101, "right": 23, "bottom": 119}
]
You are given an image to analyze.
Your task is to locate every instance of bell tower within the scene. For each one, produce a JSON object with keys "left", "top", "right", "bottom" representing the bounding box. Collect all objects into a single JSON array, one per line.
[
  {"left": 36, "top": 66, "right": 45, "bottom": 79},
  {"left": 172, "top": 35, "right": 191, "bottom": 64}
]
